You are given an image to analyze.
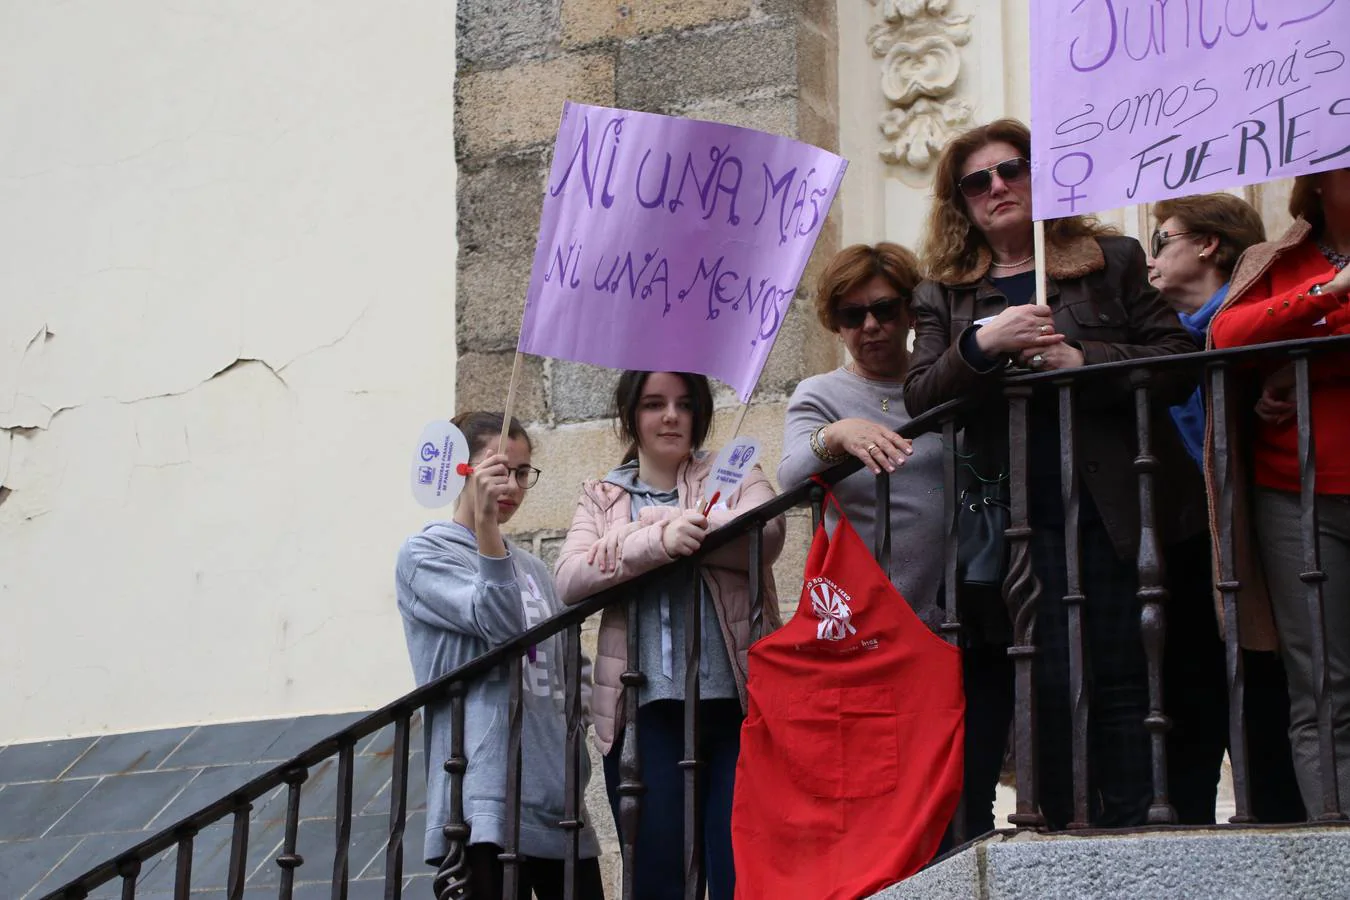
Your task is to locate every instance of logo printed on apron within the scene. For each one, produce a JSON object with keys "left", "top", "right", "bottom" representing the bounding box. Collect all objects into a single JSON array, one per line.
[{"left": 806, "top": 576, "right": 858, "bottom": 641}]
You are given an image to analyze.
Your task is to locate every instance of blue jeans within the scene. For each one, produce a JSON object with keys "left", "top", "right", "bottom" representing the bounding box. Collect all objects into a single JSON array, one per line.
[{"left": 602, "top": 699, "right": 742, "bottom": 900}]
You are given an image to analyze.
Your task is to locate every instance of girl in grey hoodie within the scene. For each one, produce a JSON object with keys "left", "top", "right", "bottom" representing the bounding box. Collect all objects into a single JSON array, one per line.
[{"left": 396, "top": 412, "right": 603, "bottom": 899}]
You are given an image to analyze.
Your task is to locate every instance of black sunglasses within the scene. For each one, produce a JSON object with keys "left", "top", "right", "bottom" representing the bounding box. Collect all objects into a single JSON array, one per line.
[
  {"left": 957, "top": 157, "right": 1031, "bottom": 199},
  {"left": 1150, "top": 228, "right": 1196, "bottom": 258},
  {"left": 834, "top": 298, "right": 905, "bottom": 330}
]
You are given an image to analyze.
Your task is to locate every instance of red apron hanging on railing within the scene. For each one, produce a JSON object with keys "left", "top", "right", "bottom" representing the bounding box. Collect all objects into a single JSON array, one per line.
[{"left": 731, "top": 490, "right": 964, "bottom": 900}]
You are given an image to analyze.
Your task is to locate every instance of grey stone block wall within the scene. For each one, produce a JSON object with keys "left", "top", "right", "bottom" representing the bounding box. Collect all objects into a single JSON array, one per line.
[
  {"left": 453, "top": 4, "right": 844, "bottom": 895},
  {"left": 453, "top": 0, "right": 841, "bottom": 435}
]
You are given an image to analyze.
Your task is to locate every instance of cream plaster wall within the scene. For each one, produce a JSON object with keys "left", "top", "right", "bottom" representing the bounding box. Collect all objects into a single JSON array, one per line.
[{"left": 0, "top": 1, "right": 457, "bottom": 742}]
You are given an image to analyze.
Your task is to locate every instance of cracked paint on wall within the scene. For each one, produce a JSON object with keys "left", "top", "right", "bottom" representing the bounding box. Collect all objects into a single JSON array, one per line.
[{"left": 0, "top": 0, "right": 458, "bottom": 742}]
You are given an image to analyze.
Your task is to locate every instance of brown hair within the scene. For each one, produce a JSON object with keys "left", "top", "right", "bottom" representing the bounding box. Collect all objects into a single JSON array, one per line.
[
  {"left": 813, "top": 243, "right": 923, "bottom": 331},
  {"left": 612, "top": 371, "right": 714, "bottom": 465},
  {"left": 1152, "top": 193, "right": 1267, "bottom": 277},
  {"left": 452, "top": 411, "right": 531, "bottom": 458},
  {"left": 922, "top": 118, "right": 1116, "bottom": 284},
  {"left": 1289, "top": 174, "right": 1325, "bottom": 235}
]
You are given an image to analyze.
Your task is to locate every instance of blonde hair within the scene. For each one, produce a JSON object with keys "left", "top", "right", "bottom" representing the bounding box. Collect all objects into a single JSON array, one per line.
[
  {"left": 813, "top": 243, "right": 923, "bottom": 331},
  {"left": 922, "top": 118, "right": 1115, "bottom": 285}
]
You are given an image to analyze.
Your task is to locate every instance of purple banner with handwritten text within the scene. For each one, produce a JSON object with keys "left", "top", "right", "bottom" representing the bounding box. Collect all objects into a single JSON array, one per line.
[
  {"left": 517, "top": 102, "right": 847, "bottom": 401},
  {"left": 1030, "top": 1, "right": 1350, "bottom": 219}
]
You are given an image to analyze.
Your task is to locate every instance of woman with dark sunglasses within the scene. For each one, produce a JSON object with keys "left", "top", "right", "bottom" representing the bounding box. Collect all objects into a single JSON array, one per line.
[
  {"left": 904, "top": 119, "right": 1205, "bottom": 835},
  {"left": 778, "top": 243, "right": 948, "bottom": 634}
]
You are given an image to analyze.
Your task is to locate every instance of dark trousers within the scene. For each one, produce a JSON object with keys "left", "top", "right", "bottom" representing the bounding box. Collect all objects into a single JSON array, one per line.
[
  {"left": 463, "top": 844, "right": 605, "bottom": 900},
  {"left": 1163, "top": 535, "right": 1305, "bottom": 824},
  {"left": 1033, "top": 516, "right": 1151, "bottom": 829},
  {"left": 958, "top": 642, "right": 1015, "bottom": 839},
  {"left": 602, "top": 699, "right": 742, "bottom": 900}
]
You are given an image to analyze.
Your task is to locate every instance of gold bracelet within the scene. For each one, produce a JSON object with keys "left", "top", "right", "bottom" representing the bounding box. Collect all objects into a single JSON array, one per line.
[{"left": 810, "top": 424, "right": 847, "bottom": 463}]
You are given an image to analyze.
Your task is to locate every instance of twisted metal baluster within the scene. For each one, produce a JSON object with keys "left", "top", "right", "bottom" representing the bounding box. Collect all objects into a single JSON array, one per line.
[
  {"left": 434, "top": 691, "right": 471, "bottom": 899},
  {"left": 618, "top": 599, "right": 647, "bottom": 900},
  {"left": 500, "top": 656, "right": 526, "bottom": 898},
  {"left": 940, "top": 420, "right": 963, "bottom": 651},
  {"left": 117, "top": 856, "right": 141, "bottom": 900},
  {"left": 1002, "top": 384, "right": 1044, "bottom": 829},
  {"left": 748, "top": 524, "right": 765, "bottom": 643},
  {"left": 1292, "top": 353, "right": 1345, "bottom": 820},
  {"left": 940, "top": 420, "right": 966, "bottom": 843},
  {"left": 682, "top": 564, "right": 705, "bottom": 900},
  {"left": 386, "top": 715, "right": 412, "bottom": 900},
  {"left": 874, "top": 469, "right": 892, "bottom": 580},
  {"left": 277, "top": 767, "right": 308, "bottom": 900},
  {"left": 173, "top": 828, "right": 195, "bottom": 900},
  {"left": 227, "top": 798, "right": 253, "bottom": 900},
  {"left": 1058, "top": 379, "right": 1090, "bottom": 830},
  {"left": 332, "top": 738, "right": 356, "bottom": 900},
  {"left": 1132, "top": 370, "right": 1176, "bottom": 825},
  {"left": 1209, "top": 364, "right": 1254, "bottom": 823},
  {"left": 562, "top": 624, "right": 585, "bottom": 900}
]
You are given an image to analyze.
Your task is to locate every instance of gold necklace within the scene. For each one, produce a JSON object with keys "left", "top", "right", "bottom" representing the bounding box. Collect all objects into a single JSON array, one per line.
[{"left": 846, "top": 363, "right": 898, "bottom": 412}]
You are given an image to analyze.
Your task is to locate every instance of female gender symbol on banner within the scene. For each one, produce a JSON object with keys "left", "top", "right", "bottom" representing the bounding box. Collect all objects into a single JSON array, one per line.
[{"left": 410, "top": 420, "right": 472, "bottom": 508}]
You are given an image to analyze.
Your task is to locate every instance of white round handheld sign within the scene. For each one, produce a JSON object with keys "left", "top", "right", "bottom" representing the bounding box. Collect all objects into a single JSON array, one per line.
[
  {"left": 410, "top": 420, "right": 472, "bottom": 508},
  {"left": 704, "top": 437, "right": 762, "bottom": 509}
]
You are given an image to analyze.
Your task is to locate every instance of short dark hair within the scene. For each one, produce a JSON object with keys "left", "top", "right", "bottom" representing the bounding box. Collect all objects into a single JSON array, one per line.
[
  {"left": 451, "top": 411, "right": 531, "bottom": 458},
  {"left": 612, "top": 371, "right": 714, "bottom": 464},
  {"left": 1153, "top": 193, "right": 1267, "bottom": 277},
  {"left": 814, "top": 243, "right": 923, "bottom": 332},
  {"left": 1289, "top": 173, "right": 1325, "bottom": 235}
]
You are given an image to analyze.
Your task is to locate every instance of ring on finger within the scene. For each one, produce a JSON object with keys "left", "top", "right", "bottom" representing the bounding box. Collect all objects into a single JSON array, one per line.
[
  {"left": 865, "top": 443, "right": 880, "bottom": 453},
  {"left": 1031, "top": 354, "right": 1045, "bottom": 368},
  {"left": 1039, "top": 324, "right": 1053, "bottom": 335}
]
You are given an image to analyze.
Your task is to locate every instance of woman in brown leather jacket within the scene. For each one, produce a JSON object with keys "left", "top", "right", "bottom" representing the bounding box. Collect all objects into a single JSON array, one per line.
[{"left": 905, "top": 119, "right": 1205, "bottom": 833}]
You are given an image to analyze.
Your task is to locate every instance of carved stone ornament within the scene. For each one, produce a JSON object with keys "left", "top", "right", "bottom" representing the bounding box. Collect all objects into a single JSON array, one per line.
[{"left": 867, "top": 0, "right": 973, "bottom": 168}]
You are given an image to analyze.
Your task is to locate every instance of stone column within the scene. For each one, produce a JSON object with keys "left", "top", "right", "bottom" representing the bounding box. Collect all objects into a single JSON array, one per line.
[{"left": 455, "top": 0, "right": 841, "bottom": 599}]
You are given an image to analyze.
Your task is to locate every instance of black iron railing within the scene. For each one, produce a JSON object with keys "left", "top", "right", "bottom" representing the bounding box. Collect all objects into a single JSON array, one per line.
[{"left": 39, "top": 333, "right": 1350, "bottom": 900}]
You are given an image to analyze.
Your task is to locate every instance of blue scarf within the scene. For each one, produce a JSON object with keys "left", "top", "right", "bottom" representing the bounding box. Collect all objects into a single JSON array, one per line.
[{"left": 1170, "top": 283, "right": 1229, "bottom": 467}]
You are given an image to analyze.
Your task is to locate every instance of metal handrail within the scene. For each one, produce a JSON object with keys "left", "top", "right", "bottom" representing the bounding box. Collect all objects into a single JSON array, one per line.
[{"left": 39, "top": 330, "right": 1350, "bottom": 898}]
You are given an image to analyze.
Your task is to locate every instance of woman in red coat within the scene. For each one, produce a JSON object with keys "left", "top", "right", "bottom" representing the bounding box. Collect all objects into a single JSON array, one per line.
[{"left": 1210, "top": 167, "right": 1350, "bottom": 815}]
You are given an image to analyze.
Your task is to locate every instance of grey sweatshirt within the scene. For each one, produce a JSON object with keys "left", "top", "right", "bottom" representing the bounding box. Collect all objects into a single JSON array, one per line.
[
  {"left": 778, "top": 367, "right": 948, "bottom": 630},
  {"left": 396, "top": 520, "right": 600, "bottom": 863}
]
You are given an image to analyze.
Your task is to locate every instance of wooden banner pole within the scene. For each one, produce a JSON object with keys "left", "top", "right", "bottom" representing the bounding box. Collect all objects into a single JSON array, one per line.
[
  {"left": 1033, "top": 219, "right": 1049, "bottom": 307},
  {"left": 723, "top": 382, "right": 758, "bottom": 446},
  {"left": 497, "top": 350, "right": 525, "bottom": 455}
]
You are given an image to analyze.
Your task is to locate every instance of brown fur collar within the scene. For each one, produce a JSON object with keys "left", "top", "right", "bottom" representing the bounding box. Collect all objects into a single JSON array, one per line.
[{"left": 952, "top": 234, "right": 1106, "bottom": 285}]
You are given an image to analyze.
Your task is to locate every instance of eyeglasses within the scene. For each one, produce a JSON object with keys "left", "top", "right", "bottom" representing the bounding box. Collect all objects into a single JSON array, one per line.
[
  {"left": 1150, "top": 228, "right": 1196, "bottom": 258},
  {"left": 506, "top": 465, "right": 543, "bottom": 490},
  {"left": 834, "top": 298, "right": 905, "bottom": 330},
  {"left": 957, "top": 157, "right": 1031, "bottom": 199}
]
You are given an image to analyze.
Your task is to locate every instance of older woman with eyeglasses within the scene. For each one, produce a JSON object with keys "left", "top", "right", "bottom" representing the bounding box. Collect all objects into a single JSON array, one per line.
[
  {"left": 904, "top": 119, "right": 1205, "bottom": 832},
  {"left": 1142, "top": 193, "right": 1306, "bottom": 825},
  {"left": 779, "top": 243, "right": 946, "bottom": 630}
]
